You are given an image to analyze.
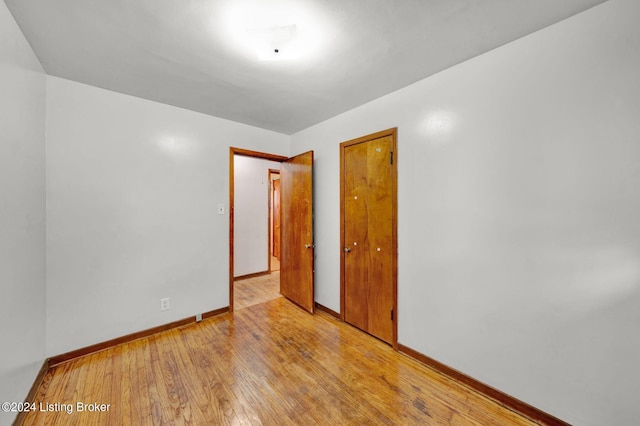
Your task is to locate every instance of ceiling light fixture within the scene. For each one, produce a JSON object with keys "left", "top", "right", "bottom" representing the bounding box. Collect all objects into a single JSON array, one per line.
[
  {"left": 221, "top": 1, "right": 331, "bottom": 63},
  {"left": 247, "top": 24, "right": 301, "bottom": 61}
]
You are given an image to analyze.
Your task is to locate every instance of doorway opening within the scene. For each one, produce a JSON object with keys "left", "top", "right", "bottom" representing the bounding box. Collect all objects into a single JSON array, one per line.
[
  {"left": 229, "top": 147, "right": 315, "bottom": 313},
  {"left": 230, "top": 148, "right": 286, "bottom": 312}
]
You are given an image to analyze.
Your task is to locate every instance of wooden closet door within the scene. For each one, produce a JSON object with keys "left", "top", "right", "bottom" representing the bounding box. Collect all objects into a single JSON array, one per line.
[{"left": 342, "top": 131, "right": 396, "bottom": 344}]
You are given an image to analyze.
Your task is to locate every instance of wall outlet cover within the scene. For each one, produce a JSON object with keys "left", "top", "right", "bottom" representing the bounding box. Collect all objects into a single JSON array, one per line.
[{"left": 160, "top": 297, "right": 170, "bottom": 311}]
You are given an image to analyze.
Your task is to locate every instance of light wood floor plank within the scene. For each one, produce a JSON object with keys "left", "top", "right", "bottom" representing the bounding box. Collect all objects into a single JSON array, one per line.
[{"left": 20, "top": 282, "right": 539, "bottom": 425}]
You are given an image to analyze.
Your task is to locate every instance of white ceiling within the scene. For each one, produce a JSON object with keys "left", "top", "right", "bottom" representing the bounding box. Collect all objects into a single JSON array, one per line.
[{"left": 6, "top": 0, "right": 607, "bottom": 134}]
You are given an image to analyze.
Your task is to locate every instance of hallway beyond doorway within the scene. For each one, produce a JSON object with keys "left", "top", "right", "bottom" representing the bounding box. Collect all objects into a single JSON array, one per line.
[{"left": 234, "top": 271, "right": 281, "bottom": 310}]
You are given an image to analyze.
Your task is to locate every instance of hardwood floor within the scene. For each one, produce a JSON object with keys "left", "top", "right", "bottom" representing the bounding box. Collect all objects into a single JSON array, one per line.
[
  {"left": 234, "top": 271, "right": 281, "bottom": 310},
  {"left": 21, "top": 297, "right": 538, "bottom": 425}
]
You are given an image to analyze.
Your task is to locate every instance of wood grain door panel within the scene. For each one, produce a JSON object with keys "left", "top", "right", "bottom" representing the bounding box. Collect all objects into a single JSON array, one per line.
[
  {"left": 366, "top": 136, "right": 394, "bottom": 343},
  {"left": 344, "top": 142, "right": 370, "bottom": 332},
  {"left": 280, "top": 151, "right": 314, "bottom": 313}
]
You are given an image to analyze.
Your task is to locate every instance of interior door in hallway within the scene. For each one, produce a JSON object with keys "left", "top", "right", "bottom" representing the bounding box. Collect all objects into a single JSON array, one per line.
[
  {"left": 272, "top": 176, "right": 281, "bottom": 260},
  {"left": 280, "top": 151, "right": 315, "bottom": 313},
  {"left": 341, "top": 129, "right": 397, "bottom": 345}
]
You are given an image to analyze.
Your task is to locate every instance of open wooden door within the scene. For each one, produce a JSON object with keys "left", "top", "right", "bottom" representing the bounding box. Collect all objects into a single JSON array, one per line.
[{"left": 280, "top": 151, "right": 314, "bottom": 313}]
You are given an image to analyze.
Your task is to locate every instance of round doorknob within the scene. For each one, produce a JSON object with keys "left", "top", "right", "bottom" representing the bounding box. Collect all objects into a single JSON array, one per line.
[
  {"left": 305, "top": 244, "right": 312, "bottom": 249},
  {"left": 344, "top": 247, "right": 351, "bottom": 253}
]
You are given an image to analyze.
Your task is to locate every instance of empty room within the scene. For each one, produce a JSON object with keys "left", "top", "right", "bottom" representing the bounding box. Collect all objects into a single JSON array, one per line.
[{"left": 2, "top": 0, "right": 639, "bottom": 424}]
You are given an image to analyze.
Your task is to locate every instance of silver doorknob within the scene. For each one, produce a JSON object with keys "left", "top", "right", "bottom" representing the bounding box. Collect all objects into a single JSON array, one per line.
[
  {"left": 344, "top": 247, "right": 351, "bottom": 253},
  {"left": 305, "top": 244, "right": 312, "bottom": 249}
]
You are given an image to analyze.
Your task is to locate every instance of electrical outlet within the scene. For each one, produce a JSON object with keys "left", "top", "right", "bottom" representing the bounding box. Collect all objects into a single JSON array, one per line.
[
  {"left": 160, "top": 297, "right": 170, "bottom": 311},
  {"left": 195, "top": 313, "right": 202, "bottom": 322},
  {"left": 217, "top": 204, "right": 225, "bottom": 215}
]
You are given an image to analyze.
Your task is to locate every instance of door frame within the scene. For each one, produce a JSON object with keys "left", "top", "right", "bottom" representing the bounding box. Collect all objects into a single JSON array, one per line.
[
  {"left": 229, "top": 147, "right": 288, "bottom": 312},
  {"left": 339, "top": 128, "right": 398, "bottom": 348}
]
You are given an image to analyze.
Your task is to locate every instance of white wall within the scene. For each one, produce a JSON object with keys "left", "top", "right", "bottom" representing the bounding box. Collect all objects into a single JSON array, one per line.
[
  {"left": 291, "top": 0, "right": 640, "bottom": 424},
  {"left": 234, "top": 156, "right": 280, "bottom": 277},
  {"left": 0, "top": 1, "right": 47, "bottom": 423},
  {"left": 45, "top": 76, "right": 289, "bottom": 356}
]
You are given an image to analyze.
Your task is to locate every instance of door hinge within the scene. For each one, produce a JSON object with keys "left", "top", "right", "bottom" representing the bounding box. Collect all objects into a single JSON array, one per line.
[
  {"left": 391, "top": 309, "right": 394, "bottom": 321},
  {"left": 390, "top": 151, "right": 393, "bottom": 165}
]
